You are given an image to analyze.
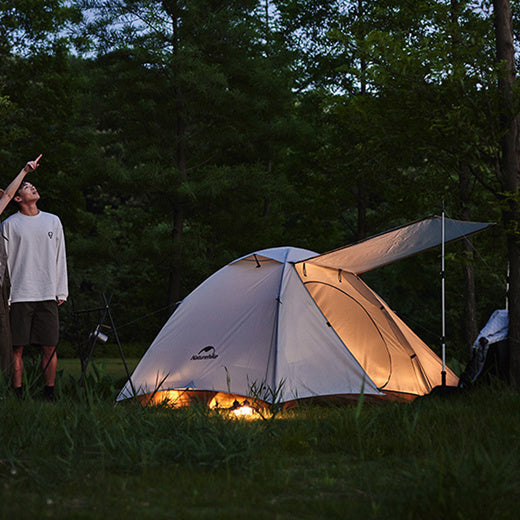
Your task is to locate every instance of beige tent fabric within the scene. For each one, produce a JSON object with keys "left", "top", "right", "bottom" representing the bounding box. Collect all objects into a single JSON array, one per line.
[
  {"left": 303, "top": 216, "right": 492, "bottom": 275},
  {"left": 117, "top": 247, "right": 384, "bottom": 403},
  {"left": 295, "top": 261, "right": 458, "bottom": 395}
]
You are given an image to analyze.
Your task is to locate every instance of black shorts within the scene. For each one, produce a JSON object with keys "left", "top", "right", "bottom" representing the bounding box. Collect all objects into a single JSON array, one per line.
[{"left": 10, "top": 301, "right": 59, "bottom": 347}]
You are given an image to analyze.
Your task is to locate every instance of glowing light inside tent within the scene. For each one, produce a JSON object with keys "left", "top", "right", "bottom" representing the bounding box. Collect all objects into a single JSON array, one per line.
[
  {"left": 137, "top": 390, "right": 266, "bottom": 418},
  {"left": 138, "top": 389, "right": 194, "bottom": 407},
  {"left": 209, "top": 396, "right": 263, "bottom": 419},
  {"left": 233, "top": 404, "right": 255, "bottom": 417},
  {"left": 228, "top": 399, "right": 257, "bottom": 418}
]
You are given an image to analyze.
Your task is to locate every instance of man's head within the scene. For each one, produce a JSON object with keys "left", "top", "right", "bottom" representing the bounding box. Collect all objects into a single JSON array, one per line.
[{"left": 14, "top": 181, "right": 40, "bottom": 207}]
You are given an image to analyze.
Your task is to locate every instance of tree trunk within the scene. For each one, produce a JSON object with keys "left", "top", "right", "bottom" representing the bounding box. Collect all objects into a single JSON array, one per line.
[
  {"left": 461, "top": 238, "right": 478, "bottom": 350},
  {"left": 493, "top": 0, "right": 520, "bottom": 384},
  {"left": 355, "top": 0, "right": 368, "bottom": 242},
  {"left": 447, "top": 1, "right": 478, "bottom": 351},
  {"left": 168, "top": 85, "right": 187, "bottom": 311},
  {"left": 356, "top": 178, "right": 367, "bottom": 240},
  {"left": 459, "top": 164, "right": 478, "bottom": 351},
  {"left": 166, "top": 1, "right": 187, "bottom": 312}
]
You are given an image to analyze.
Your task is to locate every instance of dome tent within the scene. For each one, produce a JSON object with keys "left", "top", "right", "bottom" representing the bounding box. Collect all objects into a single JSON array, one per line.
[{"left": 117, "top": 216, "right": 491, "bottom": 408}]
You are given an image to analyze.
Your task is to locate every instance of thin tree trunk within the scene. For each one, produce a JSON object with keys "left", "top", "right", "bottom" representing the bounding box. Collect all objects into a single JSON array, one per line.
[
  {"left": 355, "top": 0, "right": 367, "bottom": 241},
  {"left": 462, "top": 239, "right": 478, "bottom": 349},
  {"left": 448, "top": 1, "right": 478, "bottom": 351},
  {"left": 493, "top": 0, "right": 520, "bottom": 384},
  {"left": 166, "top": 0, "right": 187, "bottom": 312},
  {"left": 168, "top": 86, "right": 187, "bottom": 311},
  {"left": 459, "top": 164, "right": 478, "bottom": 351},
  {"left": 356, "top": 178, "right": 367, "bottom": 240}
]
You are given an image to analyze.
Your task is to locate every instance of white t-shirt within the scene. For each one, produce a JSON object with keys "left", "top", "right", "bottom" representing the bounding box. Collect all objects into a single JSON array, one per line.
[{"left": 2, "top": 210, "right": 68, "bottom": 303}]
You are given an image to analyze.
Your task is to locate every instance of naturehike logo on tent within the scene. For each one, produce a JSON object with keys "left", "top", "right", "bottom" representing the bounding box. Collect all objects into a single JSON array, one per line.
[{"left": 191, "top": 346, "right": 218, "bottom": 361}]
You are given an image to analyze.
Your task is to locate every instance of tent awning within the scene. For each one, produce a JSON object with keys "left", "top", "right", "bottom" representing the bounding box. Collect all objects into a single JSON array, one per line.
[{"left": 298, "top": 216, "right": 493, "bottom": 274}]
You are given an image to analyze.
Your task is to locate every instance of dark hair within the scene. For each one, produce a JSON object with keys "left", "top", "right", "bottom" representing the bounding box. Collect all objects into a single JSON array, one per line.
[{"left": 13, "top": 181, "right": 31, "bottom": 207}]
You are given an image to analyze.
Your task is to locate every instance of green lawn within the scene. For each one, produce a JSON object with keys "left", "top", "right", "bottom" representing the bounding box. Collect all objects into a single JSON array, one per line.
[
  {"left": 0, "top": 366, "right": 518, "bottom": 520},
  {"left": 59, "top": 357, "right": 139, "bottom": 381}
]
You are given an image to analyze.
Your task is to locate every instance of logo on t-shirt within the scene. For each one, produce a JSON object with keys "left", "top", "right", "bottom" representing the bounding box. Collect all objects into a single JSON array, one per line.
[{"left": 48, "top": 232, "right": 53, "bottom": 238}]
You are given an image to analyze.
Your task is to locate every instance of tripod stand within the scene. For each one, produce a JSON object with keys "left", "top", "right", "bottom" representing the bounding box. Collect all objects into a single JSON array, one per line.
[{"left": 74, "top": 293, "right": 136, "bottom": 396}]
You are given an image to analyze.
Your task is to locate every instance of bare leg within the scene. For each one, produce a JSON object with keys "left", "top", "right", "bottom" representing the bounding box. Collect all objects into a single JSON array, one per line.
[
  {"left": 41, "top": 346, "right": 57, "bottom": 387},
  {"left": 12, "top": 345, "right": 24, "bottom": 388}
]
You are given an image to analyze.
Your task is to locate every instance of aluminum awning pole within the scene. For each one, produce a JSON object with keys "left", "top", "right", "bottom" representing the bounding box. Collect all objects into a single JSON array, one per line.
[{"left": 441, "top": 206, "right": 447, "bottom": 387}]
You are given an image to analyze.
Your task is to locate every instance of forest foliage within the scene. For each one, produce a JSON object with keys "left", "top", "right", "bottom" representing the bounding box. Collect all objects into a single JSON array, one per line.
[{"left": 0, "top": 1, "right": 516, "bottom": 364}]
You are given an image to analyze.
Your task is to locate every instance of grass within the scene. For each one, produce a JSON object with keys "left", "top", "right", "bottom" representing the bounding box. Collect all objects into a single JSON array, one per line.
[
  {"left": 0, "top": 358, "right": 519, "bottom": 519},
  {"left": 59, "top": 357, "right": 139, "bottom": 381}
]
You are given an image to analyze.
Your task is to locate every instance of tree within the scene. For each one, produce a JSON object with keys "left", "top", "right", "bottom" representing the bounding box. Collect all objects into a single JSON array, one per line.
[
  {"left": 274, "top": 1, "right": 394, "bottom": 246},
  {"left": 276, "top": 1, "right": 507, "bottom": 359},
  {"left": 80, "top": 0, "right": 296, "bottom": 321},
  {"left": 0, "top": 2, "right": 83, "bottom": 162},
  {"left": 493, "top": 0, "right": 520, "bottom": 384},
  {"left": 334, "top": 1, "right": 506, "bottom": 355}
]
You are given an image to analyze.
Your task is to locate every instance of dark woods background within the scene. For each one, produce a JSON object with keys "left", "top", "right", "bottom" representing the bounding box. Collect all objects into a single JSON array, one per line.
[{"left": 0, "top": 1, "right": 516, "bottom": 366}]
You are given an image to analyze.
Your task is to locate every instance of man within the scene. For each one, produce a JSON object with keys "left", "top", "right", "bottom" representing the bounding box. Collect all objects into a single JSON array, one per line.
[
  {"left": 3, "top": 167, "right": 68, "bottom": 400},
  {"left": 0, "top": 156, "right": 42, "bottom": 380}
]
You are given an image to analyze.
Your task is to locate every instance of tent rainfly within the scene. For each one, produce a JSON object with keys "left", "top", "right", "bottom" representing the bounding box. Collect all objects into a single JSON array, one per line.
[{"left": 117, "top": 216, "right": 492, "bottom": 409}]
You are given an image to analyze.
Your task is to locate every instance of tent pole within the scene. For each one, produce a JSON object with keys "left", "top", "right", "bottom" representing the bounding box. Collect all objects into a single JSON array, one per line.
[
  {"left": 506, "top": 262, "right": 510, "bottom": 310},
  {"left": 441, "top": 205, "right": 446, "bottom": 387}
]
